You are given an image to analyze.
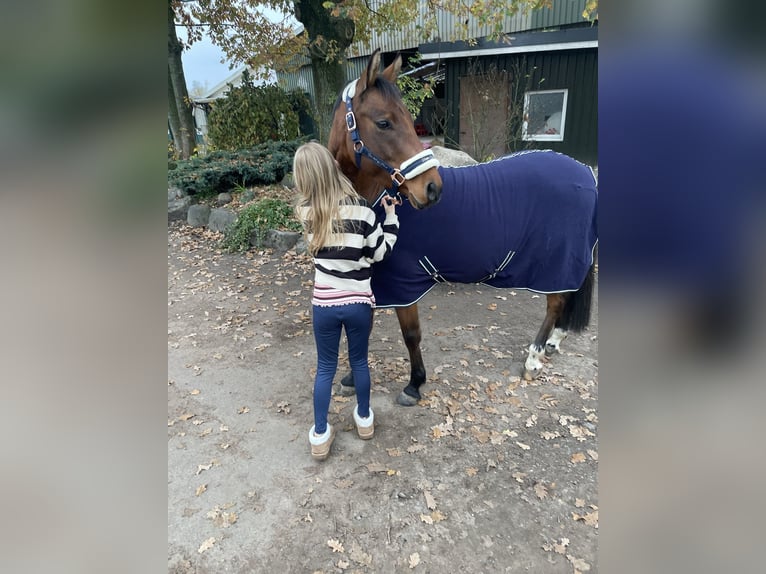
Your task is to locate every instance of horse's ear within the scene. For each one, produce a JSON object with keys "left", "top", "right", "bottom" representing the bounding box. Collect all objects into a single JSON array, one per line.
[
  {"left": 382, "top": 53, "right": 402, "bottom": 82},
  {"left": 358, "top": 49, "right": 382, "bottom": 94}
]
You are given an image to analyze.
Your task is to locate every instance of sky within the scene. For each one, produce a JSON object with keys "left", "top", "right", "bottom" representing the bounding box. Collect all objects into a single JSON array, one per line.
[
  {"left": 178, "top": 6, "right": 298, "bottom": 96},
  {"left": 180, "top": 34, "right": 234, "bottom": 95}
]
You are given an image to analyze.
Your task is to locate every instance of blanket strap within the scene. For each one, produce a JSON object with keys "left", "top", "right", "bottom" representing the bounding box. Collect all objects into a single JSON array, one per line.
[
  {"left": 418, "top": 256, "right": 447, "bottom": 283},
  {"left": 479, "top": 250, "right": 516, "bottom": 282}
]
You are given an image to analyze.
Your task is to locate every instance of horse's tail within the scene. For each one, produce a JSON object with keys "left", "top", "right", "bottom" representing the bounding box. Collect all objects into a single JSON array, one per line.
[{"left": 560, "top": 263, "right": 595, "bottom": 333}]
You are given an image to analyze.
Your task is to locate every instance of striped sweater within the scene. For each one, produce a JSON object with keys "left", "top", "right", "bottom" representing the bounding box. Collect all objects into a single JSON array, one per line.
[{"left": 297, "top": 202, "right": 399, "bottom": 307}]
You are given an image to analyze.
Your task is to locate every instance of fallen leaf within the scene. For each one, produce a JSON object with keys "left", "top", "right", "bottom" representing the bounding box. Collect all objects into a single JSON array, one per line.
[
  {"left": 196, "top": 463, "right": 212, "bottom": 475},
  {"left": 420, "top": 514, "right": 433, "bottom": 524},
  {"left": 334, "top": 479, "right": 353, "bottom": 489},
  {"left": 190, "top": 389, "right": 200, "bottom": 395},
  {"left": 466, "top": 467, "right": 478, "bottom": 476},
  {"left": 424, "top": 490, "right": 437, "bottom": 510},
  {"left": 337, "top": 559, "right": 349, "bottom": 570},
  {"left": 584, "top": 510, "right": 599, "bottom": 527},
  {"left": 178, "top": 413, "right": 195, "bottom": 421},
  {"left": 553, "top": 537, "right": 570, "bottom": 554},
  {"left": 327, "top": 539, "right": 344, "bottom": 553},
  {"left": 199, "top": 427, "right": 212, "bottom": 437},
  {"left": 512, "top": 471, "right": 526, "bottom": 484},
  {"left": 430, "top": 510, "right": 446, "bottom": 522},
  {"left": 540, "top": 431, "right": 560, "bottom": 440},
  {"left": 387, "top": 448, "right": 402, "bottom": 457},
  {"left": 197, "top": 537, "right": 216, "bottom": 554},
  {"left": 195, "top": 484, "right": 207, "bottom": 496},
  {"left": 570, "top": 452, "right": 586, "bottom": 464},
  {"left": 534, "top": 483, "right": 548, "bottom": 500},
  {"left": 587, "top": 449, "right": 599, "bottom": 461},
  {"left": 237, "top": 406, "right": 250, "bottom": 414},
  {"left": 516, "top": 441, "right": 531, "bottom": 451},
  {"left": 408, "top": 552, "right": 420, "bottom": 568},
  {"left": 525, "top": 414, "right": 538, "bottom": 427},
  {"left": 406, "top": 444, "right": 426, "bottom": 454},
  {"left": 575, "top": 498, "right": 586, "bottom": 508}
]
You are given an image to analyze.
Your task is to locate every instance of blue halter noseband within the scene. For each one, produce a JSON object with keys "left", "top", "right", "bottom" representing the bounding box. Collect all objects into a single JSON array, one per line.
[{"left": 342, "top": 80, "right": 440, "bottom": 205}]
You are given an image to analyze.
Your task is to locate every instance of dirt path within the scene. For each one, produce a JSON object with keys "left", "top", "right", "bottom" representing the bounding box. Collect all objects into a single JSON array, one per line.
[{"left": 168, "top": 222, "right": 598, "bottom": 573}]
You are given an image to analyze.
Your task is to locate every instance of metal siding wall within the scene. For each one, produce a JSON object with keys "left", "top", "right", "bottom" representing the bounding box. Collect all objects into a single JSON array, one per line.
[{"left": 532, "top": 0, "right": 587, "bottom": 29}]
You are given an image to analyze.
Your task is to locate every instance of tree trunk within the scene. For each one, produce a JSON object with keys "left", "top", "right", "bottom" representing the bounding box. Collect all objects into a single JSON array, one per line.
[
  {"left": 168, "top": 65, "right": 182, "bottom": 155},
  {"left": 168, "top": 0, "right": 196, "bottom": 159},
  {"left": 294, "top": 0, "right": 355, "bottom": 143}
]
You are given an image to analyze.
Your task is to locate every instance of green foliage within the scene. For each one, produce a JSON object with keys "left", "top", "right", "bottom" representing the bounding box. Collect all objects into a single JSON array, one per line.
[
  {"left": 207, "top": 70, "right": 302, "bottom": 150},
  {"left": 397, "top": 73, "right": 435, "bottom": 121},
  {"left": 168, "top": 138, "right": 304, "bottom": 196},
  {"left": 221, "top": 198, "right": 302, "bottom": 253}
]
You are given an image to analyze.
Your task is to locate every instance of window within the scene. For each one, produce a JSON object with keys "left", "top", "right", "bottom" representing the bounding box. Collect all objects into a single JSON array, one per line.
[{"left": 522, "top": 89, "right": 568, "bottom": 142}]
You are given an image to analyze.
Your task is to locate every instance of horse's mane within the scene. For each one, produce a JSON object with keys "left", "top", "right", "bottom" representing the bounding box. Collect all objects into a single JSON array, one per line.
[{"left": 332, "top": 76, "right": 402, "bottom": 114}]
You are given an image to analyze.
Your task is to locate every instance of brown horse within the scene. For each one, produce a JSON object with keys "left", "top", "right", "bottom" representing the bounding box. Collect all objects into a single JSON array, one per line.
[{"left": 329, "top": 50, "right": 597, "bottom": 407}]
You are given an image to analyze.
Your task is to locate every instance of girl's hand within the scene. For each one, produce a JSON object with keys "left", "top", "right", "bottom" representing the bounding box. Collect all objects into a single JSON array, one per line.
[{"left": 380, "top": 194, "right": 401, "bottom": 215}]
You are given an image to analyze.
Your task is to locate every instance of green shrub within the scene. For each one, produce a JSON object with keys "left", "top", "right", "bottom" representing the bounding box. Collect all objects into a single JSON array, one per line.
[
  {"left": 207, "top": 71, "right": 302, "bottom": 150},
  {"left": 221, "top": 198, "right": 302, "bottom": 253},
  {"left": 167, "top": 138, "right": 304, "bottom": 197}
]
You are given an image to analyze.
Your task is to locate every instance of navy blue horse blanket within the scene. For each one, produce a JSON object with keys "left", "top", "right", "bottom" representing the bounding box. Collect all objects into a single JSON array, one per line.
[{"left": 371, "top": 150, "right": 598, "bottom": 307}]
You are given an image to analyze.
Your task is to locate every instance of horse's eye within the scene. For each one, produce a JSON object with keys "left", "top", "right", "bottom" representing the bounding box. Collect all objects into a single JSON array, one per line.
[{"left": 375, "top": 120, "right": 391, "bottom": 130}]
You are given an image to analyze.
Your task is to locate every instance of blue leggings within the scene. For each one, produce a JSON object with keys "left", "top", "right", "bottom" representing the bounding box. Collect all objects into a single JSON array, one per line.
[{"left": 312, "top": 303, "right": 373, "bottom": 434}]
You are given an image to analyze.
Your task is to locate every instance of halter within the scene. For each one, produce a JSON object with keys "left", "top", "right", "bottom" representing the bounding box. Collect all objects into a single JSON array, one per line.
[{"left": 342, "top": 79, "right": 440, "bottom": 205}]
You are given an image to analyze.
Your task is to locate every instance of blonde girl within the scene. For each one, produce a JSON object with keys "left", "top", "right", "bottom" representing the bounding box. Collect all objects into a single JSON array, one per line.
[{"left": 294, "top": 142, "right": 400, "bottom": 460}]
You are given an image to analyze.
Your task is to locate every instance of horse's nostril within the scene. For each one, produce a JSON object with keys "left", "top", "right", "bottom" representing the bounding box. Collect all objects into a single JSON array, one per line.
[{"left": 426, "top": 182, "right": 441, "bottom": 203}]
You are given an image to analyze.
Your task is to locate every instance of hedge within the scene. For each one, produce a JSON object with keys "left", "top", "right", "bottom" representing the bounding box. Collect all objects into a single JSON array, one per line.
[{"left": 167, "top": 138, "right": 305, "bottom": 196}]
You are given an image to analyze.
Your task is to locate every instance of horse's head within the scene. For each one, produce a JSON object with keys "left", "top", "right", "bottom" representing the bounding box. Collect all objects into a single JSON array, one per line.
[{"left": 329, "top": 49, "right": 443, "bottom": 209}]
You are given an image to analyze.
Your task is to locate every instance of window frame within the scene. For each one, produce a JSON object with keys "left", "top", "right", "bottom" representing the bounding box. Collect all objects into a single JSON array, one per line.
[{"left": 522, "top": 89, "right": 569, "bottom": 142}]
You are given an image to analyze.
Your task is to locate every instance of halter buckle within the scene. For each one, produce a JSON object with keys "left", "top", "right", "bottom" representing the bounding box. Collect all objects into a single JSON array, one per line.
[
  {"left": 391, "top": 170, "right": 406, "bottom": 186},
  {"left": 353, "top": 140, "right": 364, "bottom": 153},
  {"left": 345, "top": 111, "right": 357, "bottom": 132}
]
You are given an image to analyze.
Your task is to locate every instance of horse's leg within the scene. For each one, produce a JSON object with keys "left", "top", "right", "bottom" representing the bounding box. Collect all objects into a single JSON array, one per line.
[
  {"left": 544, "top": 264, "right": 596, "bottom": 358},
  {"left": 545, "top": 325, "right": 568, "bottom": 356},
  {"left": 339, "top": 306, "right": 375, "bottom": 393},
  {"left": 523, "top": 294, "right": 565, "bottom": 380},
  {"left": 395, "top": 304, "right": 426, "bottom": 406}
]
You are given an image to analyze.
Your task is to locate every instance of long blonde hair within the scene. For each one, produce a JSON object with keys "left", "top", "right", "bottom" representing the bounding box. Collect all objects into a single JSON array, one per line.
[{"left": 293, "top": 142, "right": 362, "bottom": 256}]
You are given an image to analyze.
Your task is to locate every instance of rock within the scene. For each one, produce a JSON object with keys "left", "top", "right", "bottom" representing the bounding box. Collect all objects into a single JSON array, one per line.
[
  {"left": 208, "top": 208, "right": 237, "bottom": 233},
  {"left": 430, "top": 145, "right": 478, "bottom": 167},
  {"left": 241, "top": 190, "right": 255, "bottom": 203},
  {"left": 168, "top": 196, "right": 191, "bottom": 222},
  {"left": 294, "top": 238, "right": 308, "bottom": 255},
  {"left": 168, "top": 186, "right": 187, "bottom": 201},
  {"left": 217, "top": 192, "right": 233, "bottom": 205},
  {"left": 255, "top": 229, "right": 301, "bottom": 251},
  {"left": 187, "top": 204, "right": 211, "bottom": 227},
  {"left": 281, "top": 172, "right": 295, "bottom": 189}
]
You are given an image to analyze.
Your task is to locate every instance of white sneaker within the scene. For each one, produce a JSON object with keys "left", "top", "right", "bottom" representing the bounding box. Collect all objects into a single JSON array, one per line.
[{"left": 353, "top": 405, "right": 375, "bottom": 440}]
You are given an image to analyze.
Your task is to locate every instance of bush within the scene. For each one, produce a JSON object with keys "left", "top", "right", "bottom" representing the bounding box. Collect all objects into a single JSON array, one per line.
[
  {"left": 221, "top": 198, "right": 302, "bottom": 253},
  {"left": 207, "top": 70, "right": 302, "bottom": 150},
  {"left": 167, "top": 138, "right": 304, "bottom": 196}
]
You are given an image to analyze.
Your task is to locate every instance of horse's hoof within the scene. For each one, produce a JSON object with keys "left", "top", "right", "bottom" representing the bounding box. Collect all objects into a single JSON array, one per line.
[
  {"left": 544, "top": 343, "right": 558, "bottom": 357},
  {"left": 339, "top": 372, "right": 356, "bottom": 395},
  {"left": 396, "top": 391, "right": 419, "bottom": 407},
  {"left": 522, "top": 367, "right": 539, "bottom": 381}
]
